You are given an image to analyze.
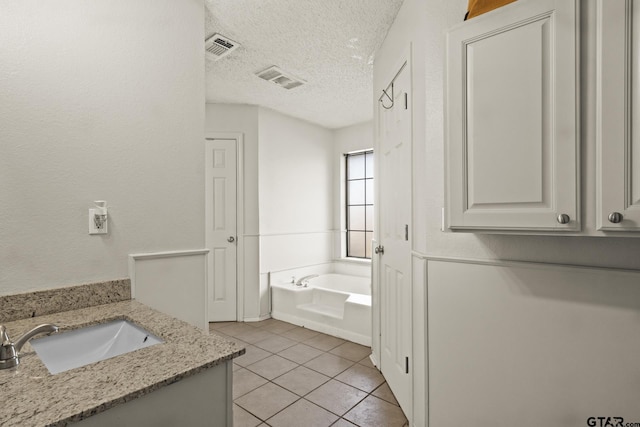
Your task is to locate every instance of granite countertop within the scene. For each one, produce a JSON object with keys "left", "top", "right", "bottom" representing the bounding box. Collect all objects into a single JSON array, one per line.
[{"left": 0, "top": 300, "right": 245, "bottom": 427}]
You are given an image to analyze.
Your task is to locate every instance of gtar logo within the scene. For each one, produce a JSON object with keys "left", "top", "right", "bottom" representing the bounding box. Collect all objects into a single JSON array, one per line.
[{"left": 587, "top": 417, "right": 624, "bottom": 427}]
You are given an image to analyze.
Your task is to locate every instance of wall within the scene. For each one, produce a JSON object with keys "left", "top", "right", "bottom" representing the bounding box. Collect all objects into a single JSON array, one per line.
[
  {"left": 332, "top": 122, "right": 374, "bottom": 259},
  {"left": 0, "top": 0, "right": 205, "bottom": 295},
  {"left": 205, "top": 105, "right": 334, "bottom": 319},
  {"left": 373, "top": 0, "right": 640, "bottom": 425},
  {"left": 204, "top": 104, "right": 261, "bottom": 319},
  {"left": 257, "top": 108, "right": 334, "bottom": 317}
]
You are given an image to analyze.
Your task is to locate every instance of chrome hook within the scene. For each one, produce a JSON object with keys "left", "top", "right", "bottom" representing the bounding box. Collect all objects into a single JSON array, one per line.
[{"left": 379, "top": 83, "right": 394, "bottom": 110}]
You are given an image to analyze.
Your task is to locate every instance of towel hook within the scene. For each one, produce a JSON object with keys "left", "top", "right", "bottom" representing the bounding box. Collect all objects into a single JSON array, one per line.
[{"left": 379, "top": 83, "right": 394, "bottom": 110}]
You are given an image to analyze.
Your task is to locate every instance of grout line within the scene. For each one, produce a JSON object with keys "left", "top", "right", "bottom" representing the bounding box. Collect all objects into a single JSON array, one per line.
[{"left": 217, "top": 318, "right": 406, "bottom": 426}]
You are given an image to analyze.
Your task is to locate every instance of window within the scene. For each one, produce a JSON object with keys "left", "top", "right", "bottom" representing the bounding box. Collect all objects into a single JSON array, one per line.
[{"left": 345, "top": 150, "right": 374, "bottom": 259}]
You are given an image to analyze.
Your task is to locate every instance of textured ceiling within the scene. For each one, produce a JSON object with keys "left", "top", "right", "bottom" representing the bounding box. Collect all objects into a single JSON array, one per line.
[{"left": 204, "top": 0, "right": 404, "bottom": 129}]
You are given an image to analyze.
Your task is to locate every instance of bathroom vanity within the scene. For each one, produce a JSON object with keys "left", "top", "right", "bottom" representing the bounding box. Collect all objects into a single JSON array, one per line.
[{"left": 0, "top": 300, "right": 244, "bottom": 426}]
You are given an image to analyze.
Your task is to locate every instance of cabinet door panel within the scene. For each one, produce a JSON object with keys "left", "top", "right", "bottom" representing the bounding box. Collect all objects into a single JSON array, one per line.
[
  {"left": 447, "top": 0, "right": 579, "bottom": 231},
  {"left": 597, "top": 0, "right": 640, "bottom": 231},
  {"left": 467, "top": 18, "right": 550, "bottom": 208}
]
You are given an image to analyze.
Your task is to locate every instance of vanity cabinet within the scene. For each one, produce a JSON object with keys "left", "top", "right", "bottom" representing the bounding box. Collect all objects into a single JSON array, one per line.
[
  {"left": 596, "top": 0, "right": 640, "bottom": 232},
  {"left": 446, "top": 0, "right": 580, "bottom": 231}
]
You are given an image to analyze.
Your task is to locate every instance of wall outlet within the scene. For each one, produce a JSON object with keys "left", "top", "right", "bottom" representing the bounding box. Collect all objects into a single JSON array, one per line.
[{"left": 89, "top": 209, "right": 108, "bottom": 235}]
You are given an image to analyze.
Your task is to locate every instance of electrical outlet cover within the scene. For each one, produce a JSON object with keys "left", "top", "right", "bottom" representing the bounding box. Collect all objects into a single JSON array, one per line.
[{"left": 89, "top": 209, "right": 108, "bottom": 235}]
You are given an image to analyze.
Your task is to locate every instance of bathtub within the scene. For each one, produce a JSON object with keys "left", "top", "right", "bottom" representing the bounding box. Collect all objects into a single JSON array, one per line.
[{"left": 271, "top": 274, "right": 372, "bottom": 346}]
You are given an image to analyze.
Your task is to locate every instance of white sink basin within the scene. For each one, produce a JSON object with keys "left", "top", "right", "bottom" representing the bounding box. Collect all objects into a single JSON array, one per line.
[{"left": 30, "top": 320, "right": 163, "bottom": 374}]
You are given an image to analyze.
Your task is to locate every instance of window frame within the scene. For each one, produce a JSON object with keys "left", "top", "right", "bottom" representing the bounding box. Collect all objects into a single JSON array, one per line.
[{"left": 345, "top": 150, "right": 374, "bottom": 259}]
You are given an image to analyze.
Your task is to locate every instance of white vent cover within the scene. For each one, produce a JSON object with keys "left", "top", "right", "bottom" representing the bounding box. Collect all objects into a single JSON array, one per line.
[
  {"left": 205, "top": 33, "right": 240, "bottom": 61},
  {"left": 255, "top": 66, "right": 306, "bottom": 90}
]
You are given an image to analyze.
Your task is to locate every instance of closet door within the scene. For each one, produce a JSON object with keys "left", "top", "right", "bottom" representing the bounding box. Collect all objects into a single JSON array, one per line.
[
  {"left": 596, "top": 0, "right": 640, "bottom": 231},
  {"left": 446, "top": 0, "right": 579, "bottom": 231}
]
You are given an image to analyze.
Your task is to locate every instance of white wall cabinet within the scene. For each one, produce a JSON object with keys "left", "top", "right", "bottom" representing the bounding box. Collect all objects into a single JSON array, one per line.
[
  {"left": 597, "top": 0, "right": 640, "bottom": 232},
  {"left": 446, "top": 0, "right": 580, "bottom": 231}
]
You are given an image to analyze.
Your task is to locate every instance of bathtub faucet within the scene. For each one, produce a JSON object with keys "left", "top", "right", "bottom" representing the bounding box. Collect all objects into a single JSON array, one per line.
[{"left": 295, "top": 274, "right": 319, "bottom": 287}]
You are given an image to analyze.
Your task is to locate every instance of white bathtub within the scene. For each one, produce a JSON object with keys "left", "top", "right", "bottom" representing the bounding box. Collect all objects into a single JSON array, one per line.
[{"left": 271, "top": 274, "right": 372, "bottom": 346}]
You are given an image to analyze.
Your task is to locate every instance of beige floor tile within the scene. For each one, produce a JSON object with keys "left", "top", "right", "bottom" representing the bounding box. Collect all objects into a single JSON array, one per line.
[
  {"left": 233, "top": 362, "right": 242, "bottom": 372},
  {"left": 254, "top": 335, "right": 297, "bottom": 353},
  {"left": 233, "top": 368, "right": 269, "bottom": 399},
  {"left": 280, "top": 326, "right": 321, "bottom": 342},
  {"left": 343, "top": 395, "right": 408, "bottom": 427},
  {"left": 303, "top": 333, "right": 346, "bottom": 351},
  {"left": 329, "top": 342, "right": 371, "bottom": 362},
  {"left": 249, "top": 318, "right": 280, "bottom": 328},
  {"left": 259, "top": 320, "right": 299, "bottom": 334},
  {"left": 357, "top": 355, "right": 376, "bottom": 369},
  {"left": 235, "top": 383, "right": 299, "bottom": 421},
  {"left": 277, "top": 343, "right": 324, "bottom": 364},
  {"left": 209, "top": 321, "right": 237, "bottom": 331},
  {"left": 212, "top": 331, "right": 247, "bottom": 347},
  {"left": 246, "top": 354, "right": 298, "bottom": 380},
  {"left": 305, "top": 379, "right": 368, "bottom": 416},
  {"left": 234, "top": 345, "right": 272, "bottom": 367},
  {"left": 371, "top": 382, "right": 399, "bottom": 406},
  {"left": 331, "top": 419, "right": 357, "bottom": 427},
  {"left": 304, "top": 353, "right": 354, "bottom": 377},
  {"left": 219, "top": 322, "right": 259, "bottom": 337},
  {"left": 335, "top": 363, "right": 385, "bottom": 393},
  {"left": 233, "top": 404, "right": 262, "bottom": 427},
  {"left": 267, "top": 399, "right": 339, "bottom": 427},
  {"left": 272, "top": 366, "right": 330, "bottom": 396},
  {"left": 236, "top": 328, "right": 278, "bottom": 344}
]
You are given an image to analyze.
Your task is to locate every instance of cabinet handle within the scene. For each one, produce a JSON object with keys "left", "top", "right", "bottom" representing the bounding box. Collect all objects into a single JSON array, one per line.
[
  {"left": 556, "top": 214, "right": 570, "bottom": 224},
  {"left": 608, "top": 212, "right": 623, "bottom": 224},
  {"left": 227, "top": 236, "right": 235, "bottom": 243}
]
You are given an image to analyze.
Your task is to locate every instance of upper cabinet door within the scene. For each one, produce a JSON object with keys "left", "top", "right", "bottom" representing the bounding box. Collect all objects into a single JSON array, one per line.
[
  {"left": 446, "top": 0, "right": 580, "bottom": 231},
  {"left": 597, "top": 0, "right": 640, "bottom": 231}
]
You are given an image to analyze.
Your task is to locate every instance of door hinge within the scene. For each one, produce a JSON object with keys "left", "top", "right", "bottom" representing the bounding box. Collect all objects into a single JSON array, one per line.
[
  {"left": 405, "top": 224, "right": 409, "bottom": 241},
  {"left": 405, "top": 356, "right": 409, "bottom": 374}
]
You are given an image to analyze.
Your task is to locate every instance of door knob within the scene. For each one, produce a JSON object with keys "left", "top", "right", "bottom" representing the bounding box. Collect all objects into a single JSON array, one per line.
[
  {"left": 374, "top": 245, "right": 384, "bottom": 255},
  {"left": 608, "top": 212, "right": 623, "bottom": 223},
  {"left": 227, "top": 236, "right": 235, "bottom": 243},
  {"left": 556, "top": 214, "right": 570, "bottom": 224}
]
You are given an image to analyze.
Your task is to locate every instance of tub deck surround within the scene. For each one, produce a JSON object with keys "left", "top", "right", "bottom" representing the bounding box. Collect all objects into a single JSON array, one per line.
[
  {"left": 271, "top": 274, "right": 372, "bottom": 346},
  {"left": 0, "top": 300, "right": 245, "bottom": 427},
  {"left": 0, "top": 279, "right": 131, "bottom": 323}
]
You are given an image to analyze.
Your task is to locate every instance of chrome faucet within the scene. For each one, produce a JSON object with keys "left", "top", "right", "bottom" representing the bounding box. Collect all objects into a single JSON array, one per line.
[
  {"left": 295, "top": 274, "right": 319, "bottom": 287},
  {"left": 0, "top": 323, "right": 58, "bottom": 370}
]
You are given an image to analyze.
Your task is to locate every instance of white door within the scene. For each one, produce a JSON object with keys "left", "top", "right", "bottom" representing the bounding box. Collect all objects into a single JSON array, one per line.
[
  {"left": 378, "top": 61, "right": 412, "bottom": 416},
  {"left": 596, "top": 0, "right": 640, "bottom": 231},
  {"left": 205, "top": 138, "right": 237, "bottom": 321},
  {"left": 446, "top": 0, "right": 579, "bottom": 231}
]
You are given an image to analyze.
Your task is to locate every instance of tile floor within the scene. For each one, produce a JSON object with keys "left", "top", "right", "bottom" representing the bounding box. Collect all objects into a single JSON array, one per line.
[{"left": 210, "top": 319, "right": 408, "bottom": 427}]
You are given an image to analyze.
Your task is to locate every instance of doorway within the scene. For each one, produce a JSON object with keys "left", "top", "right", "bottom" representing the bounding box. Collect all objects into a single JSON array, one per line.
[
  {"left": 205, "top": 134, "right": 243, "bottom": 321},
  {"left": 376, "top": 57, "right": 413, "bottom": 416}
]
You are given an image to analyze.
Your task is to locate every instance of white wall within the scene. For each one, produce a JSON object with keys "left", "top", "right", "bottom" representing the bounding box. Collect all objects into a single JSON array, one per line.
[
  {"left": 0, "top": 0, "right": 205, "bottom": 295},
  {"left": 204, "top": 104, "right": 261, "bottom": 319},
  {"left": 205, "top": 105, "right": 334, "bottom": 319},
  {"left": 258, "top": 108, "right": 334, "bottom": 317},
  {"left": 258, "top": 108, "right": 333, "bottom": 237},
  {"left": 373, "top": 0, "right": 640, "bottom": 425}
]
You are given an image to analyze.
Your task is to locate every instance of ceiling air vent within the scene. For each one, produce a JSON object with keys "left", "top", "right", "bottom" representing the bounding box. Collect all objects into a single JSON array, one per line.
[
  {"left": 255, "top": 66, "right": 306, "bottom": 90},
  {"left": 205, "top": 33, "right": 240, "bottom": 61}
]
